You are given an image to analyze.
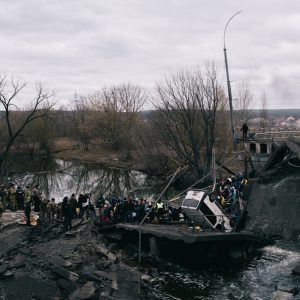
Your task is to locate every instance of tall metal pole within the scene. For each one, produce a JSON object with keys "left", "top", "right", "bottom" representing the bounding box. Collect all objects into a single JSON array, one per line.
[
  {"left": 138, "top": 166, "right": 181, "bottom": 264},
  {"left": 223, "top": 11, "right": 241, "bottom": 151}
]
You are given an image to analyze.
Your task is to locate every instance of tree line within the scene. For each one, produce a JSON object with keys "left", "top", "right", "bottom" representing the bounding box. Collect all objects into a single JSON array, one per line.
[{"left": 0, "top": 63, "right": 253, "bottom": 179}]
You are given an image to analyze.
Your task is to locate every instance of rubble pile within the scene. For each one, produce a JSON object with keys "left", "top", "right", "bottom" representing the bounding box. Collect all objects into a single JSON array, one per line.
[{"left": 0, "top": 216, "right": 163, "bottom": 300}]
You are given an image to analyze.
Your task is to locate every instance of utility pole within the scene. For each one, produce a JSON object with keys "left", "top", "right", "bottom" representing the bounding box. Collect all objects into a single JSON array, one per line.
[{"left": 223, "top": 11, "right": 241, "bottom": 152}]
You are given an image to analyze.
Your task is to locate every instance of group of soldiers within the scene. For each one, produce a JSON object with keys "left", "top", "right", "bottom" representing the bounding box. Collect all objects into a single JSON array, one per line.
[
  {"left": 0, "top": 183, "right": 41, "bottom": 218},
  {"left": 0, "top": 183, "right": 94, "bottom": 231},
  {"left": 40, "top": 193, "right": 94, "bottom": 231}
]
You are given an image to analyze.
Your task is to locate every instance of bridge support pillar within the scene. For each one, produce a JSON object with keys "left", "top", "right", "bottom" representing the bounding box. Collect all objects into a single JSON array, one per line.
[
  {"left": 256, "top": 142, "right": 261, "bottom": 153},
  {"left": 267, "top": 143, "right": 272, "bottom": 154},
  {"left": 149, "top": 237, "right": 159, "bottom": 257}
]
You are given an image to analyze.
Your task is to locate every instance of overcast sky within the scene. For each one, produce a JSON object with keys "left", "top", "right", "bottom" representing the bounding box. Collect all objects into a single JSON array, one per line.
[{"left": 0, "top": 0, "right": 299, "bottom": 109}]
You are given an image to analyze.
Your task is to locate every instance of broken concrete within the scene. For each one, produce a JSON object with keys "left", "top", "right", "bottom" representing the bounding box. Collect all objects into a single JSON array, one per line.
[
  {"left": 0, "top": 213, "right": 150, "bottom": 299},
  {"left": 68, "top": 281, "right": 96, "bottom": 300},
  {"left": 51, "top": 266, "right": 79, "bottom": 282},
  {"left": 272, "top": 290, "right": 294, "bottom": 300},
  {"left": 57, "top": 278, "right": 77, "bottom": 293},
  {"left": 292, "top": 263, "right": 300, "bottom": 275}
]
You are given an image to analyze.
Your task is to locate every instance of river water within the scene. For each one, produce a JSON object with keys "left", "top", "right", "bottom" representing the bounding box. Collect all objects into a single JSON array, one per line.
[
  {"left": 6, "top": 157, "right": 300, "bottom": 299},
  {"left": 151, "top": 240, "right": 300, "bottom": 299},
  {"left": 7, "top": 156, "right": 164, "bottom": 202}
]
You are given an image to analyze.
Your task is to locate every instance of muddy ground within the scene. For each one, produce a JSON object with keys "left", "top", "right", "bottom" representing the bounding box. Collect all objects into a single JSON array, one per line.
[{"left": 0, "top": 213, "right": 167, "bottom": 300}]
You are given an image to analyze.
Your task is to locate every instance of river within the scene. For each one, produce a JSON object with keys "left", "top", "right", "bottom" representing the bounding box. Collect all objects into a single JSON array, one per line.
[
  {"left": 150, "top": 240, "right": 300, "bottom": 299},
  {"left": 7, "top": 156, "right": 164, "bottom": 202},
  {"left": 5, "top": 156, "right": 300, "bottom": 299}
]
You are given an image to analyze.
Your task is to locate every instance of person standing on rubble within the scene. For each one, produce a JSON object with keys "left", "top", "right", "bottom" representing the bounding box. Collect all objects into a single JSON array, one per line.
[
  {"left": 8, "top": 184, "right": 17, "bottom": 211},
  {"left": 62, "top": 197, "right": 72, "bottom": 231},
  {"left": 47, "top": 198, "right": 57, "bottom": 222},
  {"left": 241, "top": 123, "right": 249, "bottom": 140},
  {"left": 0, "top": 197, "right": 4, "bottom": 217},
  {"left": 0, "top": 185, "right": 8, "bottom": 211},
  {"left": 32, "top": 184, "right": 42, "bottom": 212},
  {"left": 69, "top": 193, "right": 78, "bottom": 219},
  {"left": 24, "top": 191, "right": 32, "bottom": 226}
]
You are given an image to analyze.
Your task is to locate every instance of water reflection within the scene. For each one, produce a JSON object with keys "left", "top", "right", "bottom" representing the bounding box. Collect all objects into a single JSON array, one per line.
[{"left": 8, "top": 156, "right": 159, "bottom": 202}]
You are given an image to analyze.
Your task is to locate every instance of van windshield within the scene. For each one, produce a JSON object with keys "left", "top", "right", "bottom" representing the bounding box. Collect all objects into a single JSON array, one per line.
[{"left": 182, "top": 198, "right": 199, "bottom": 209}]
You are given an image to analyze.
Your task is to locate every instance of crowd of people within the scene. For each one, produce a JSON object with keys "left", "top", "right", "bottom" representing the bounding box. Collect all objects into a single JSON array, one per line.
[
  {"left": 0, "top": 183, "right": 182, "bottom": 230},
  {"left": 0, "top": 173, "right": 248, "bottom": 231},
  {"left": 211, "top": 173, "right": 248, "bottom": 226},
  {"left": 95, "top": 196, "right": 185, "bottom": 224}
]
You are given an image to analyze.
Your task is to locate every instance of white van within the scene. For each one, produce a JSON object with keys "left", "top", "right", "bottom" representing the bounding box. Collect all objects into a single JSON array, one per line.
[{"left": 181, "top": 190, "right": 233, "bottom": 232}]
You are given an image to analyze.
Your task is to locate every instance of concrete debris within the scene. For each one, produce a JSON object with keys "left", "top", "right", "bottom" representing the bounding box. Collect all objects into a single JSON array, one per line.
[
  {"left": 292, "top": 263, "right": 300, "bottom": 275},
  {"left": 0, "top": 212, "right": 163, "bottom": 299},
  {"left": 2, "top": 270, "right": 14, "bottom": 279},
  {"left": 95, "top": 244, "right": 118, "bottom": 263},
  {"left": 141, "top": 274, "right": 152, "bottom": 283},
  {"left": 99, "top": 291, "right": 114, "bottom": 300},
  {"left": 277, "top": 285, "right": 299, "bottom": 295},
  {"left": 68, "top": 281, "right": 96, "bottom": 300},
  {"left": 0, "top": 264, "right": 9, "bottom": 275},
  {"left": 51, "top": 266, "right": 79, "bottom": 282},
  {"left": 272, "top": 290, "right": 294, "bottom": 300},
  {"left": 57, "top": 279, "right": 77, "bottom": 293}
]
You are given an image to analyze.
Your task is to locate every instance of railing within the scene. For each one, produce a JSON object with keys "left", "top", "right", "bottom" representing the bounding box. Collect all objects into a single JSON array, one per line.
[{"left": 249, "top": 130, "right": 300, "bottom": 142}]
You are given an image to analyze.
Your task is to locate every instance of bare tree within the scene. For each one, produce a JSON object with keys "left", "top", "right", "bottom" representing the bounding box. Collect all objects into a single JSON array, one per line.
[
  {"left": 71, "top": 83, "right": 146, "bottom": 156},
  {"left": 136, "top": 113, "right": 171, "bottom": 175},
  {"left": 26, "top": 113, "right": 55, "bottom": 154},
  {"left": 71, "top": 95, "right": 94, "bottom": 151},
  {"left": 0, "top": 75, "right": 54, "bottom": 173},
  {"left": 86, "top": 83, "right": 146, "bottom": 159},
  {"left": 152, "top": 63, "right": 226, "bottom": 177}
]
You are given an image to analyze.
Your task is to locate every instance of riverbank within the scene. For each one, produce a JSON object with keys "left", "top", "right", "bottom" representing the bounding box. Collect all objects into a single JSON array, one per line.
[{"left": 53, "top": 138, "right": 151, "bottom": 174}]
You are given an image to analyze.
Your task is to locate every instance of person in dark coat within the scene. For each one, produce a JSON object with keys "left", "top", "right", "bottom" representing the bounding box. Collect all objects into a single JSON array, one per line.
[
  {"left": 32, "top": 185, "right": 41, "bottom": 212},
  {"left": 16, "top": 186, "right": 25, "bottom": 210},
  {"left": 24, "top": 199, "right": 31, "bottom": 226},
  {"left": 69, "top": 193, "right": 78, "bottom": 219},
  {"left": 62, "top": 198, "right": 73, "bottom": 231},
  {"left": 241, "top": 123, "right": 249, "bottom": 140}
]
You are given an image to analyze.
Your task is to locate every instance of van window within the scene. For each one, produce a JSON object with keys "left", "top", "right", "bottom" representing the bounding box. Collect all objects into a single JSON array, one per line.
[
  {"left": 182, "top": 198, "right": 199, "bottom": 209},
  {"left": 199, "top": 202, "right": 217, "bottom": 225}
]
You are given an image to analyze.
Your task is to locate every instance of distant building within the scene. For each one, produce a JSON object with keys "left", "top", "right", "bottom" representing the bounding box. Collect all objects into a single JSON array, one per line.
[
  {"left": 248, "top": 118, "right": 269, "bottom": 128},
  {"left": 280, "top": 116, "right": 298, "bottom": 128}
]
